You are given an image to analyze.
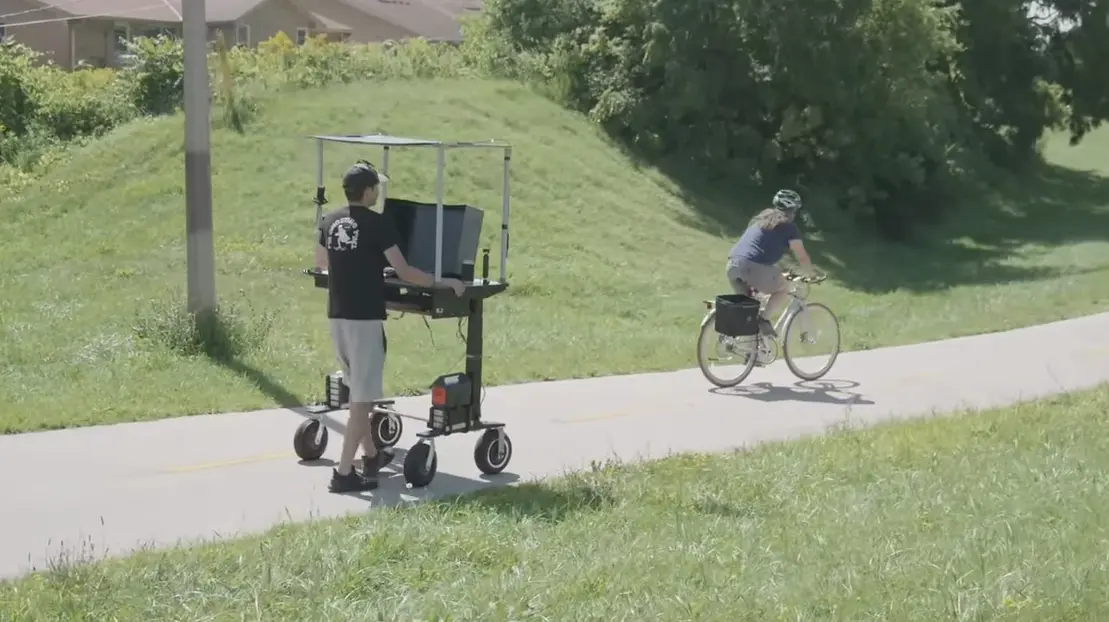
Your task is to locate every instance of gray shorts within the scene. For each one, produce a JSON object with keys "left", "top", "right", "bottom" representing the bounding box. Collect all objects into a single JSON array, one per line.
[
  {"left": 726, "top": 258, "right": 785, "bottom": 295},
  {"left": 329, "top": 319, "right": 385, "bottom": 404}
]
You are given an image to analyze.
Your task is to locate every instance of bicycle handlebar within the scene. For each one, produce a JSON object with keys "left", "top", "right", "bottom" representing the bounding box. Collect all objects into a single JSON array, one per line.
[{"left": 783, "top": 271, "right": 827, "bottom": 284}]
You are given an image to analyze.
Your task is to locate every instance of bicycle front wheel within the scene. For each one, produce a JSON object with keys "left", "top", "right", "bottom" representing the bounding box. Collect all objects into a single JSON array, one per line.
[
  {"left": 697, "top": 309, "right": 758, "bottom": 388},
  {"left": 782, "top": 302, "right": 841, "bottom": 381}
]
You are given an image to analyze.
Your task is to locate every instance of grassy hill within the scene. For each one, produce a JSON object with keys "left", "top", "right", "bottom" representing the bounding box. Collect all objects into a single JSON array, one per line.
[{"left": 2, "top": 77, "right": 1109, "bottom": 433}]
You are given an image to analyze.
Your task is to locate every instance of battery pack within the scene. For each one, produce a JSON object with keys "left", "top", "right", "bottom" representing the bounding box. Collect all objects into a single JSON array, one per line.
[{"left": 428, "top": 373, "right": 473, "bottom": 432}]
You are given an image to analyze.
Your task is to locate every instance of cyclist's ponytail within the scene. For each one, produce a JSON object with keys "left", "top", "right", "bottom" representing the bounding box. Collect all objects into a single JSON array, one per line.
[{"left": 749, "top": 208, "right": 793, "bottom": 230}]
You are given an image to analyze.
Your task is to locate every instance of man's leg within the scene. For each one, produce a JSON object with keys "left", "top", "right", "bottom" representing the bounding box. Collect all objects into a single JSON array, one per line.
[
  {"left": 339, "top": 401, "right": 372, "bottom": 475},
  {"left": 356, "top": 321, "right": 393, "bottom": 476},
  {"left": 359, "top": 323, "right": 385, "bottom": 460},
  {"left": 359, "top": 413, "right": 395, "bottom": 470},
  {"left": 328, "top": 320, "right": 377, "bottom": 493}
]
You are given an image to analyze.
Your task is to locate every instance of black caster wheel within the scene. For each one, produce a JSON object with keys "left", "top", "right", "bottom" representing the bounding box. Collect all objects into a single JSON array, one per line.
[
  {"left": 474, "top": 428, "right": 513, "bottom": 475},
  {"left": 403, "top": 441, "right": 437, "bottom": 488},
  {"left": 293, "top": 419, "right": 328, "bottom": 461},
  {"left": 370, "top": 410, "right": 403, "bottom": 448}
]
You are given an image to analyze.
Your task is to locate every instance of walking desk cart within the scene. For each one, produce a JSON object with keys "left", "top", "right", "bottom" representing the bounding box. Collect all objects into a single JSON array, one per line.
[{"left": 295, "top": 134, "right": 513, "bottom": 488}]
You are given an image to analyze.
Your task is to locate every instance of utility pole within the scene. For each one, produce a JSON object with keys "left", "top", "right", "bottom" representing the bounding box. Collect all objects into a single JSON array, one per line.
[{"left": 182, "top": 0, "right": 216, "bottom": 314}]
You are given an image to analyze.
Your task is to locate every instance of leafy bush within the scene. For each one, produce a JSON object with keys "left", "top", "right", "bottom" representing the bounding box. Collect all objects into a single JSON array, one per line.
[
  {"left": 477, "top": 0, "right": 972, "bottom": 236},
  {"left": 0, "top": 41, "right": 40, "bottom": 137},
  {"left": 33, "top": 67, "right": 132, "bottom": 141},
  {"left": 118, "top": 35, "right": 185, "bottom": 116},
  {"left": 474, "top": 0, "right": 1109, "bottom": 238},
  {"left": 0, "top": 42, "right": 132, "bottom": 169}
]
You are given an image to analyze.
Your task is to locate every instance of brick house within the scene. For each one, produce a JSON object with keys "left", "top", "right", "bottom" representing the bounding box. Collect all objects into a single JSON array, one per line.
[{"left": 0, "top": 0, "right": 474, "bottom": 68}]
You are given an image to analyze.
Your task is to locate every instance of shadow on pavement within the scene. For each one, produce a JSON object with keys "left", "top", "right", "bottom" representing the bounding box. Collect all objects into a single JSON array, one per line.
[
  {"left": 319, "top": 448, "right": 618, "bottom": 524},
  {"left": 311, "top": 445, "right": 526, "bottom": 510},
  {"left": 711, "top": 379, "right": 874, "bottom": 405}
]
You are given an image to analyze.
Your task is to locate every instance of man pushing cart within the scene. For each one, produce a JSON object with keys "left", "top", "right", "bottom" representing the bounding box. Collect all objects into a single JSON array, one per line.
[{"left": 298, "top": 134, "right": 516, "bottom": 491}]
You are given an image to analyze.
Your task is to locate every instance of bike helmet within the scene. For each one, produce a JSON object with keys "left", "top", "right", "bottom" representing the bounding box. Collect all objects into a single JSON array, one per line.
[{"left": 772, "top": 189, "right": 802, "bottom": 213}]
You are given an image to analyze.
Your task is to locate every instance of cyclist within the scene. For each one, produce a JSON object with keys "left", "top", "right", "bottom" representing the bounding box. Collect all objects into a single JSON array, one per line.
[{"left": 725, "top": 189, "right": 814, "bottom": 337}]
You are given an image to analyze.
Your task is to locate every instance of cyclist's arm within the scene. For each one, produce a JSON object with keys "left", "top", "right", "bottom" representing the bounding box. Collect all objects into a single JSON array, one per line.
[{"left": 789, "top": 238, "right": 813, "bottom": 272}]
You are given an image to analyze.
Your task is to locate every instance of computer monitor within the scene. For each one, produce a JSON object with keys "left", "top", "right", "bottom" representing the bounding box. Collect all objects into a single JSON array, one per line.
[{"left": 382, "top": 197, "right": 484, "bottom": 279}]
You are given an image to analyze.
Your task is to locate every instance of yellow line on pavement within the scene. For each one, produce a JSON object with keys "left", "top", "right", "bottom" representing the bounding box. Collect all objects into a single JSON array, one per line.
[
  {"left": 166, "top": 451, "right": 297, "bottom": 473},
  {"left": 554, "top": 412, "right": 631, "bottom": 424}
]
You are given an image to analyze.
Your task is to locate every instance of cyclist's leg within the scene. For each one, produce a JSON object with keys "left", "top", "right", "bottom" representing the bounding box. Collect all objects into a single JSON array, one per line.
[
  {"left": 735, "top": 260, "right": 787, "bottom": 335},
  {"left": 721, "top": 260, "right": 758, "bottom": 353},
  {"left": 725, "top": 259, "right": 754, "bottom": 294}
]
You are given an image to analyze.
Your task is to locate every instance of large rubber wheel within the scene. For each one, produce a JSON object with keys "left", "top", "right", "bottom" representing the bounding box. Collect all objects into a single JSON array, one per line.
[
  {"left": 369, "top": 410, "right": 403, "bottom": 448},
  {"left": 474, "top": 429, "right": 513, "bottom": 475},
  {"left": 783, "top": 302, "right": 841, "bottom": 381},
  {"left": 697, "top": 309, "right": 758, "bottom": 388},
  {"left": 293, "top": 419, "right": 328, "bottom": 461},
  {"left": 403, "top": 441, "right": 438, "bottom": 488}
]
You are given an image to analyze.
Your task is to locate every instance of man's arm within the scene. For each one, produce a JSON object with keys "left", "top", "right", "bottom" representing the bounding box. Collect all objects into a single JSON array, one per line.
[
  {"left": 315, "top": 226, "right": 328, "bottom": 270},
  {"left": 383, "top": 246, "right": 435, "bottom": 287},
  {"left": 377, "top": 214, "right": 465, "bottom": 295},
  {"left": 384, "top": 246, "right": 466, "bottom": 296}
]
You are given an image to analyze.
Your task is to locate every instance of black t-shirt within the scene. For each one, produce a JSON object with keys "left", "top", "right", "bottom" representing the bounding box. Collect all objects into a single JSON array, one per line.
[{"left": 318, "top": 205, "right": 401, "bottom": 320}]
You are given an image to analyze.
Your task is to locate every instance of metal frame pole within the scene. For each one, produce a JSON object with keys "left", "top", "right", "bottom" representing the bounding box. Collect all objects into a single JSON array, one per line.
[
  {"left": 314, "top": 138, "right": 324, "bottom": 226},
  {"left": 183, "top": 0, "right": 216, "bottom": 314},
  {"left": 434, "top": 145, "right": 445, "bottom": 282},
  {"left": 500, "top": 146, "right": 511, "bottom": 282},
  {"left": 380, "top": 146, "right": 390, "bottom": 205}
]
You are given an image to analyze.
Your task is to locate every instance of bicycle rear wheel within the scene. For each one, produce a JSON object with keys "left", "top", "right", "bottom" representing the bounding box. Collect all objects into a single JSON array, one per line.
[
  {"left": 697, "top": 309, "right": 758, "bottom": 387},
  {"left": 782, "top": 302, "right": 841, "bottom": 381}
]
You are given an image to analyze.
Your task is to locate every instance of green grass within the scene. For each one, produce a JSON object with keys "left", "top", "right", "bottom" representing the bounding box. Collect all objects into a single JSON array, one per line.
[
  {"left": 2, "top": 77, "right": 1109, "bottom": 433},
  {"left": 5, "top": 383, "right": 1109, "bottom": 620}
]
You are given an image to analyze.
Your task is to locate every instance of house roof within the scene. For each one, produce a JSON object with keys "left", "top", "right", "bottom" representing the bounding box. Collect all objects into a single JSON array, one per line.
[
  {"left": 33, "top": 0, "right": 482, "bottom": 40},
  {"left": 307, "top": 11, "right": 352, "bottom": 32},
  {"left": 36, "top": 0, "right": 267, "bottom": 23},
  {"left": 338, "top": 0, "right": 464, "bottom": 42},
  {"left": 427, "top": 0, "right": 482, "bottom": 19}
]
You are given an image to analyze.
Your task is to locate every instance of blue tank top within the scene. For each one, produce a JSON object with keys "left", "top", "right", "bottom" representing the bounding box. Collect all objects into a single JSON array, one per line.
[{"left": 729, "top": 222, "right": 800, "bottom": 265}]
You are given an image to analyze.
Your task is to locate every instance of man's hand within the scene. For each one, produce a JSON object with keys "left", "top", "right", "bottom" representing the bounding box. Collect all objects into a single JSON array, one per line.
[
  {"left": 441, "top": 278, "right": 466, "bottom": 297},
  {"left": 383, "top": 246, "right": 466, "bottom": 296}
]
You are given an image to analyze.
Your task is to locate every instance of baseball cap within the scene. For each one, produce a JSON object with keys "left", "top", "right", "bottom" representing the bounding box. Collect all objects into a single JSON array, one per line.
[{"left": 342, "top": 160, "right": 389, "bottom": 193}]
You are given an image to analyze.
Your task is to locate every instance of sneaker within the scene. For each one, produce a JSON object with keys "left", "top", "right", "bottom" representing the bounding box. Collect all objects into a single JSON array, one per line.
[
  {"left": 361, "top": 449, "right": 395, "bottom": 476},
  {"left": 328, "top": 467, "right": 378, "bottom": 493},
  {"left": 758, "top": 318, "right": 777, "bottom": 337}
]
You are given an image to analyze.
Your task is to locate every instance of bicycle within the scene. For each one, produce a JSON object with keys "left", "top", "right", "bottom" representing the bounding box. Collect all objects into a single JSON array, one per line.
[{"left": 697, "top": 271, "right": 841, "bottom": 387}]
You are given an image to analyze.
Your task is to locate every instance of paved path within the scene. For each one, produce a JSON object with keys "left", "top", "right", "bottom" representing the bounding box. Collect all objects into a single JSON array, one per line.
[{"left": 3, "top": 312, "right": 1109, "bottom": 579}]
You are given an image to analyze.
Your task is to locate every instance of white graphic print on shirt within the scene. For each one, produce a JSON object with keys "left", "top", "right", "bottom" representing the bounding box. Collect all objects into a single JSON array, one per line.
[{"left": 326, "top": 216, "right": 359, "bottom": 251}]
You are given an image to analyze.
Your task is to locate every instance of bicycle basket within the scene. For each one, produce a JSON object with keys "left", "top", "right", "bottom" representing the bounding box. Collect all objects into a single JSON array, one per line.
[{"left": 713, "top": 293, "right": 761, "bottom": 337}]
